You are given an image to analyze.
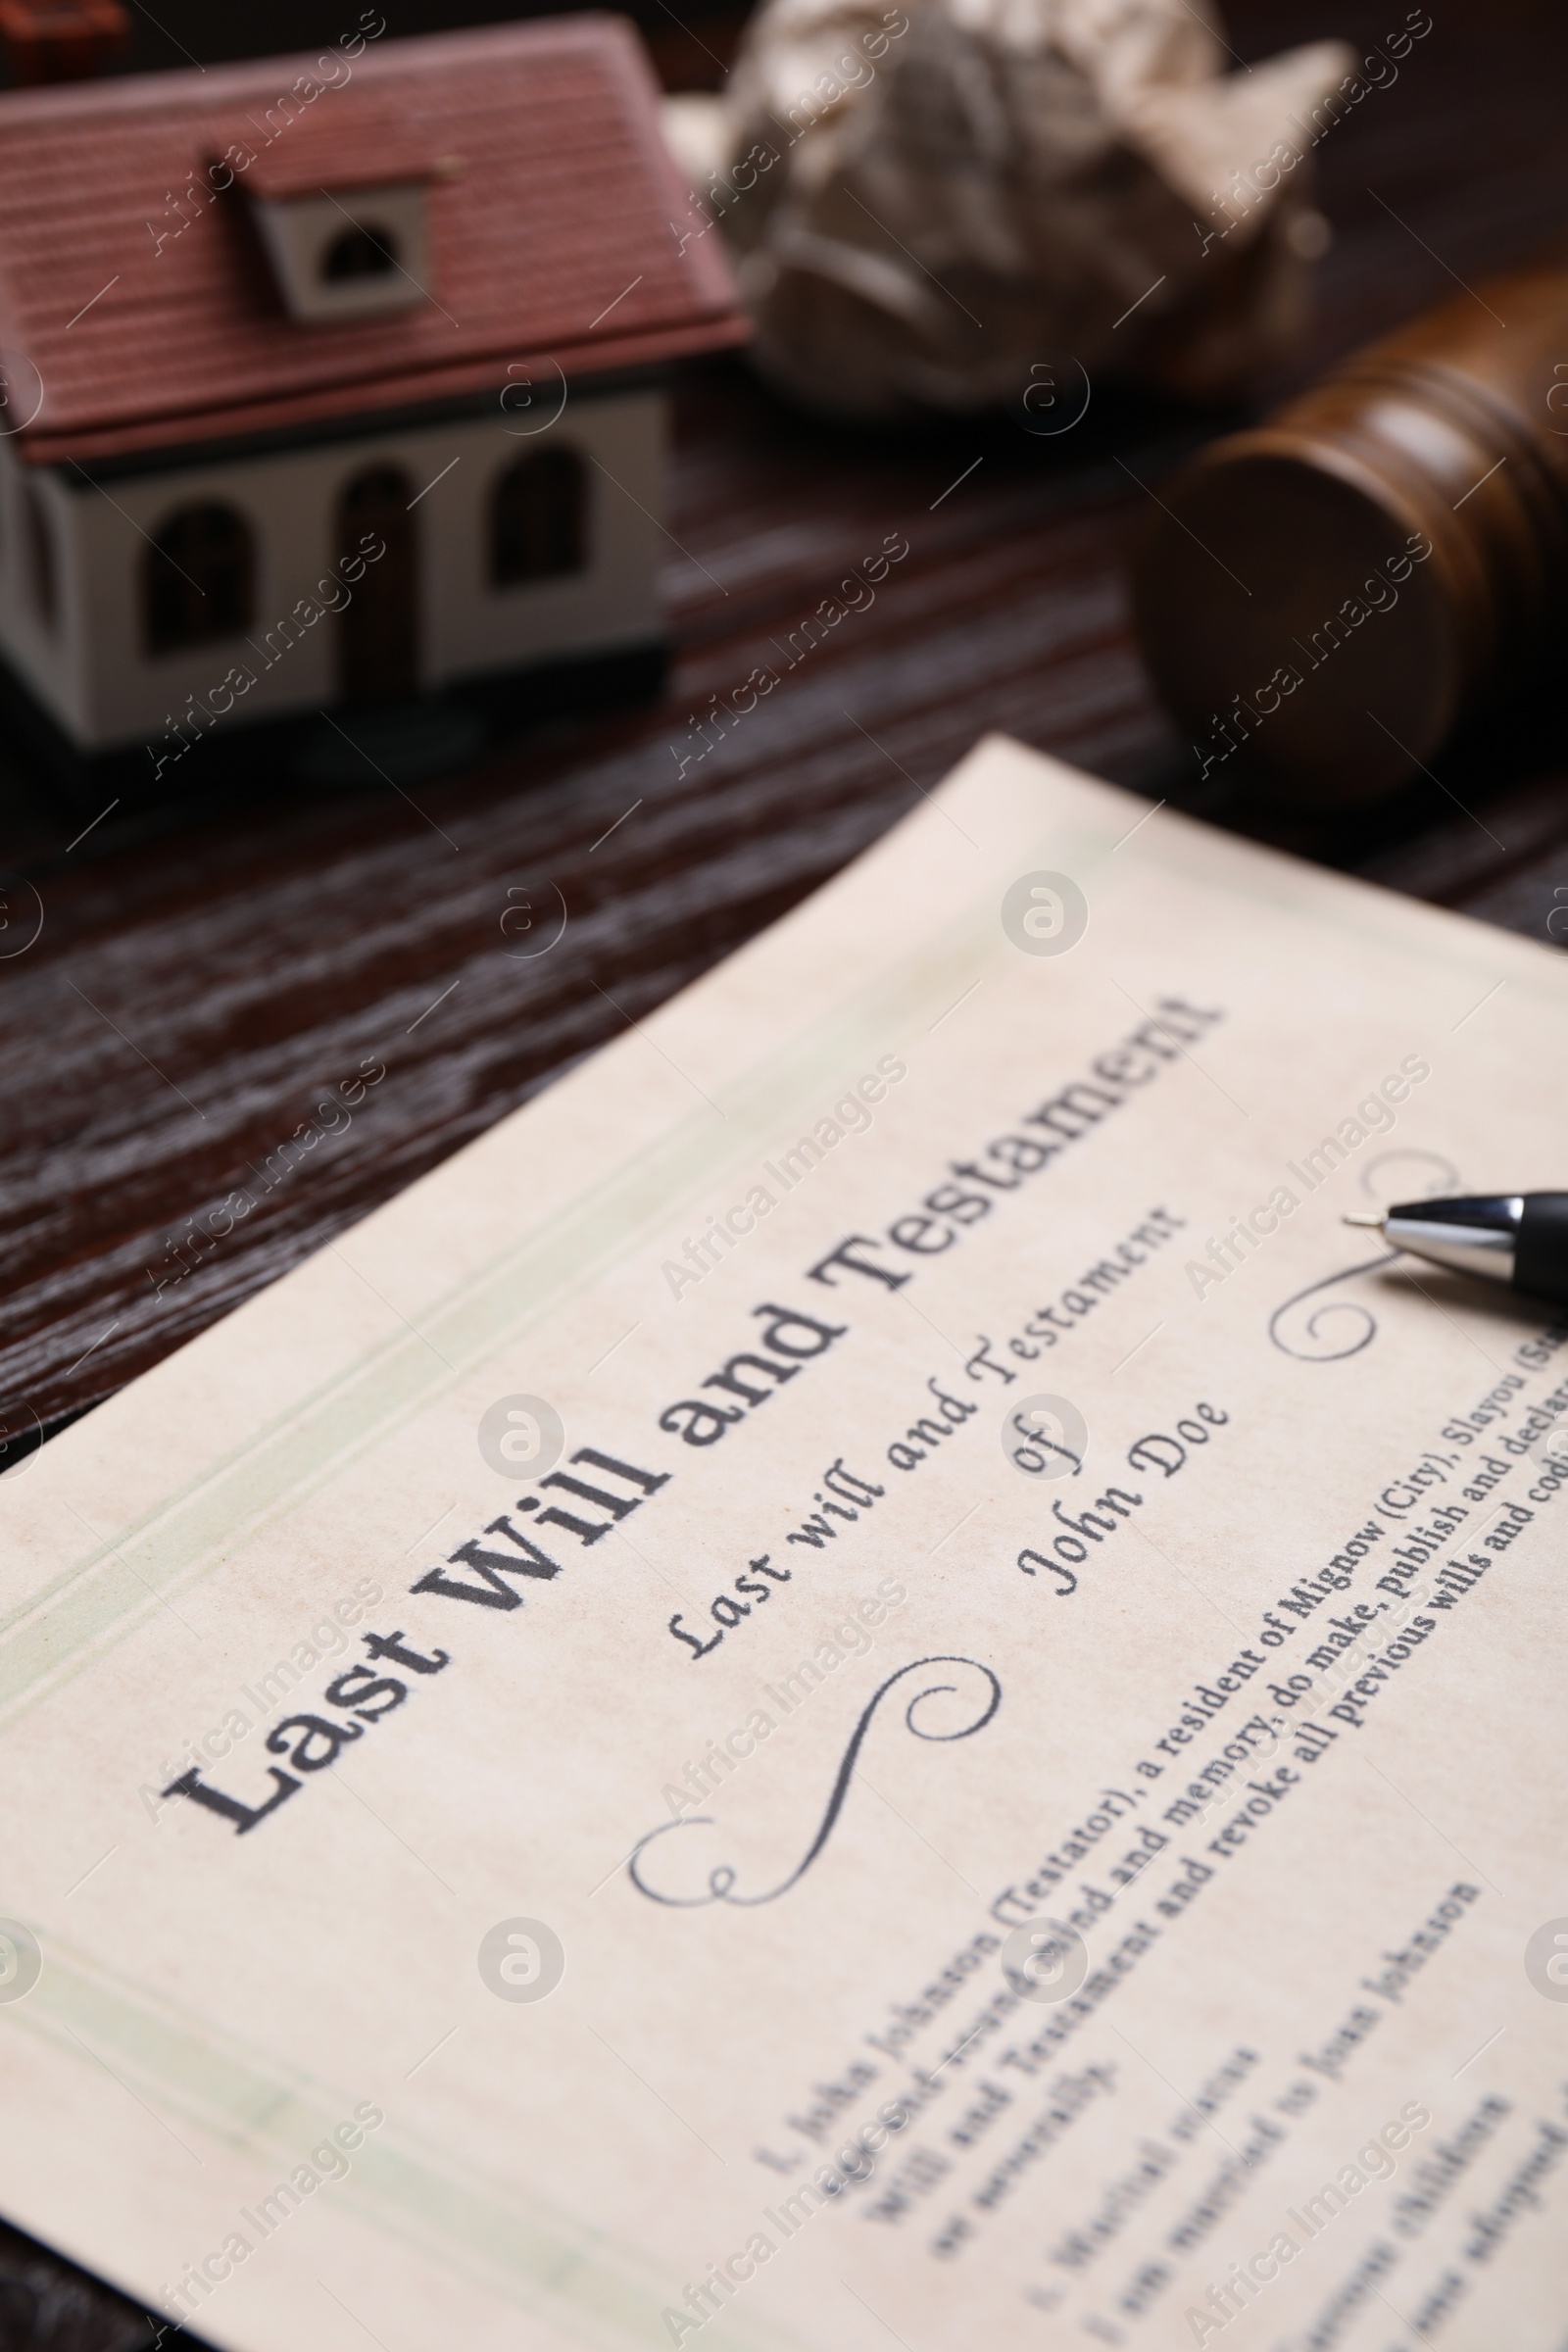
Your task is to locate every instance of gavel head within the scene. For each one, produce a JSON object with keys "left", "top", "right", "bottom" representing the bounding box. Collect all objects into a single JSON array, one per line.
[{"left": 1132, "top": 265, "right": 1568, "bottom": 806}]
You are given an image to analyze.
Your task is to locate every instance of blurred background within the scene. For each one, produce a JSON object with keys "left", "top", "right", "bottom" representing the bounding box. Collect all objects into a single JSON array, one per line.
[
  {"left": 0, "top": 0, "right": 750, "bottom": 90},
  {"left": 2, "top": 1, "right": 1567, "bottom": 2338}
]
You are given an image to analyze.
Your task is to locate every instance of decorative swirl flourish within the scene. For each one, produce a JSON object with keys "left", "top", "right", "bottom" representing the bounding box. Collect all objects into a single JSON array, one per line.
[
  {"left": 1267, "top": 1149, "right": 1463, "bottom": 1362},
  {"left": 1267, "top": 1251, "right": 1396, "bottom": 1361},
  {"left": 626, "top": 1655, "right": 1002, "bottom": 1908},
  {"left": 1360, "top": 1148, "right": 1460, "bottom": 1204}
]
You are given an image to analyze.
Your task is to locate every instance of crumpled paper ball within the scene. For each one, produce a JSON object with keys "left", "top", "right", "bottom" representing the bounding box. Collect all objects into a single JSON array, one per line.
[{"left": 663, "top": 0, "right": 1357, "bottom": 418}]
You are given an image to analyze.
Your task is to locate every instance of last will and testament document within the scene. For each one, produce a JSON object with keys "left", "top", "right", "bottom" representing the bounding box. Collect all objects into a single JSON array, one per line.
[{"left": 4, "top": 735, "right": 1566, "bottom": 2352}]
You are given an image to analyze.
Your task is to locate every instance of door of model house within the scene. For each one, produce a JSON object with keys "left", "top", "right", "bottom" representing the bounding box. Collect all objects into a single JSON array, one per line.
[{"left": 336, "top": 465, "right": 417, "bottom": 703}]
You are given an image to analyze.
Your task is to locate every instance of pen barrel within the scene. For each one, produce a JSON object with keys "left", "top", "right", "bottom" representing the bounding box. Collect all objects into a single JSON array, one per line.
[{"left": 1513, "top": 1195, "right": 1568, "bottom": 1303}]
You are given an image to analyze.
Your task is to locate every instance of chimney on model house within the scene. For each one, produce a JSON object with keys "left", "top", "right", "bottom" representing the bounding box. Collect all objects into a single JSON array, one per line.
[{"left": 0, "top": 0, "right": 129, "bottom": 81}]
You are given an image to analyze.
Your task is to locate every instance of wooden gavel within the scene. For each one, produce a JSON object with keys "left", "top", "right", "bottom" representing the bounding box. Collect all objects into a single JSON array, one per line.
[{"left": 1132, "top": 262, "right": 1568, "bottom": 805}]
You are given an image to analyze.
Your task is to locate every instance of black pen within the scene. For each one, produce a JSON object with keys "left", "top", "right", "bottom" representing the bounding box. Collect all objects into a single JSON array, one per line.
[{"left": 1344, "top": 1195, "right": 1568, "bottom": 1305}]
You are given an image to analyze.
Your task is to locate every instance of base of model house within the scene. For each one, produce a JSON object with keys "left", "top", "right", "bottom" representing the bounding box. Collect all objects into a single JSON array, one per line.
[{"left": 0, "top": 639, "right": 669, "bottom": 809}]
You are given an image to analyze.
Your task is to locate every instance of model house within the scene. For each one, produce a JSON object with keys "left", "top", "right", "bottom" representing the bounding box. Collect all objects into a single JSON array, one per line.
[{"left": 0, "top": 14, "right": 744, "bottom": 790}]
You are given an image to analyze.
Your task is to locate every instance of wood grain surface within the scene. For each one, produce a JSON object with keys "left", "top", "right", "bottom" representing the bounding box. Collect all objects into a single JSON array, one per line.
[{"left": 2, "top": 0, "right": 1567, "bottom": 2338}]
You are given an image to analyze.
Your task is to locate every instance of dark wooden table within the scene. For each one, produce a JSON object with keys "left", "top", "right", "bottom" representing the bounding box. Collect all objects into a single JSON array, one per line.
[{"left": 3, "top": 0, "right": 1568, "bottom": 2338}]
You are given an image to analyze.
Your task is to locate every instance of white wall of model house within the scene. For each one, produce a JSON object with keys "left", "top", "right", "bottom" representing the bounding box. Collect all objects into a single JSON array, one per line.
[{"left": 0, "top": 385, "right": 664, "bottom": 751}]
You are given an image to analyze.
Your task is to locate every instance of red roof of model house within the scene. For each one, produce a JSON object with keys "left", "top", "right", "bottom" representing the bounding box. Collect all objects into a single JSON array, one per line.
[{"left": 0, "top": 16, "right": 746, "bottom": 466}]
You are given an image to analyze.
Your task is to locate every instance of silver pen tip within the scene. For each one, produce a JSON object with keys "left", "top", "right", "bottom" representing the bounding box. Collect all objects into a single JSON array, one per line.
[{"left": 1343, "top": 1213, "right": 1386, "bottom": 1229}]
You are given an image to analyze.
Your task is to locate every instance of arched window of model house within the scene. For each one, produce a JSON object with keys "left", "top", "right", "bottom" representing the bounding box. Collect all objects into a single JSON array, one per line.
[
  {"left": 143, "top": 503, "right": 255, "bottom": 655},
  {"left": 25, "top": 483, "right": 56, "bottom": 628},
  {"left": 489, "top": 449, "right": 587, "bottom": 586},
  {"left": 321, "top": 224, "right": 399, "bottom": 281}
]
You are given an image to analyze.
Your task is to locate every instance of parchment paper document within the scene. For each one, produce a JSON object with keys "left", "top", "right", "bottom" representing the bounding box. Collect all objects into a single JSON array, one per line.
[{"left": 3, "top": 735, "right": 1566, "bottom": 2352}]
